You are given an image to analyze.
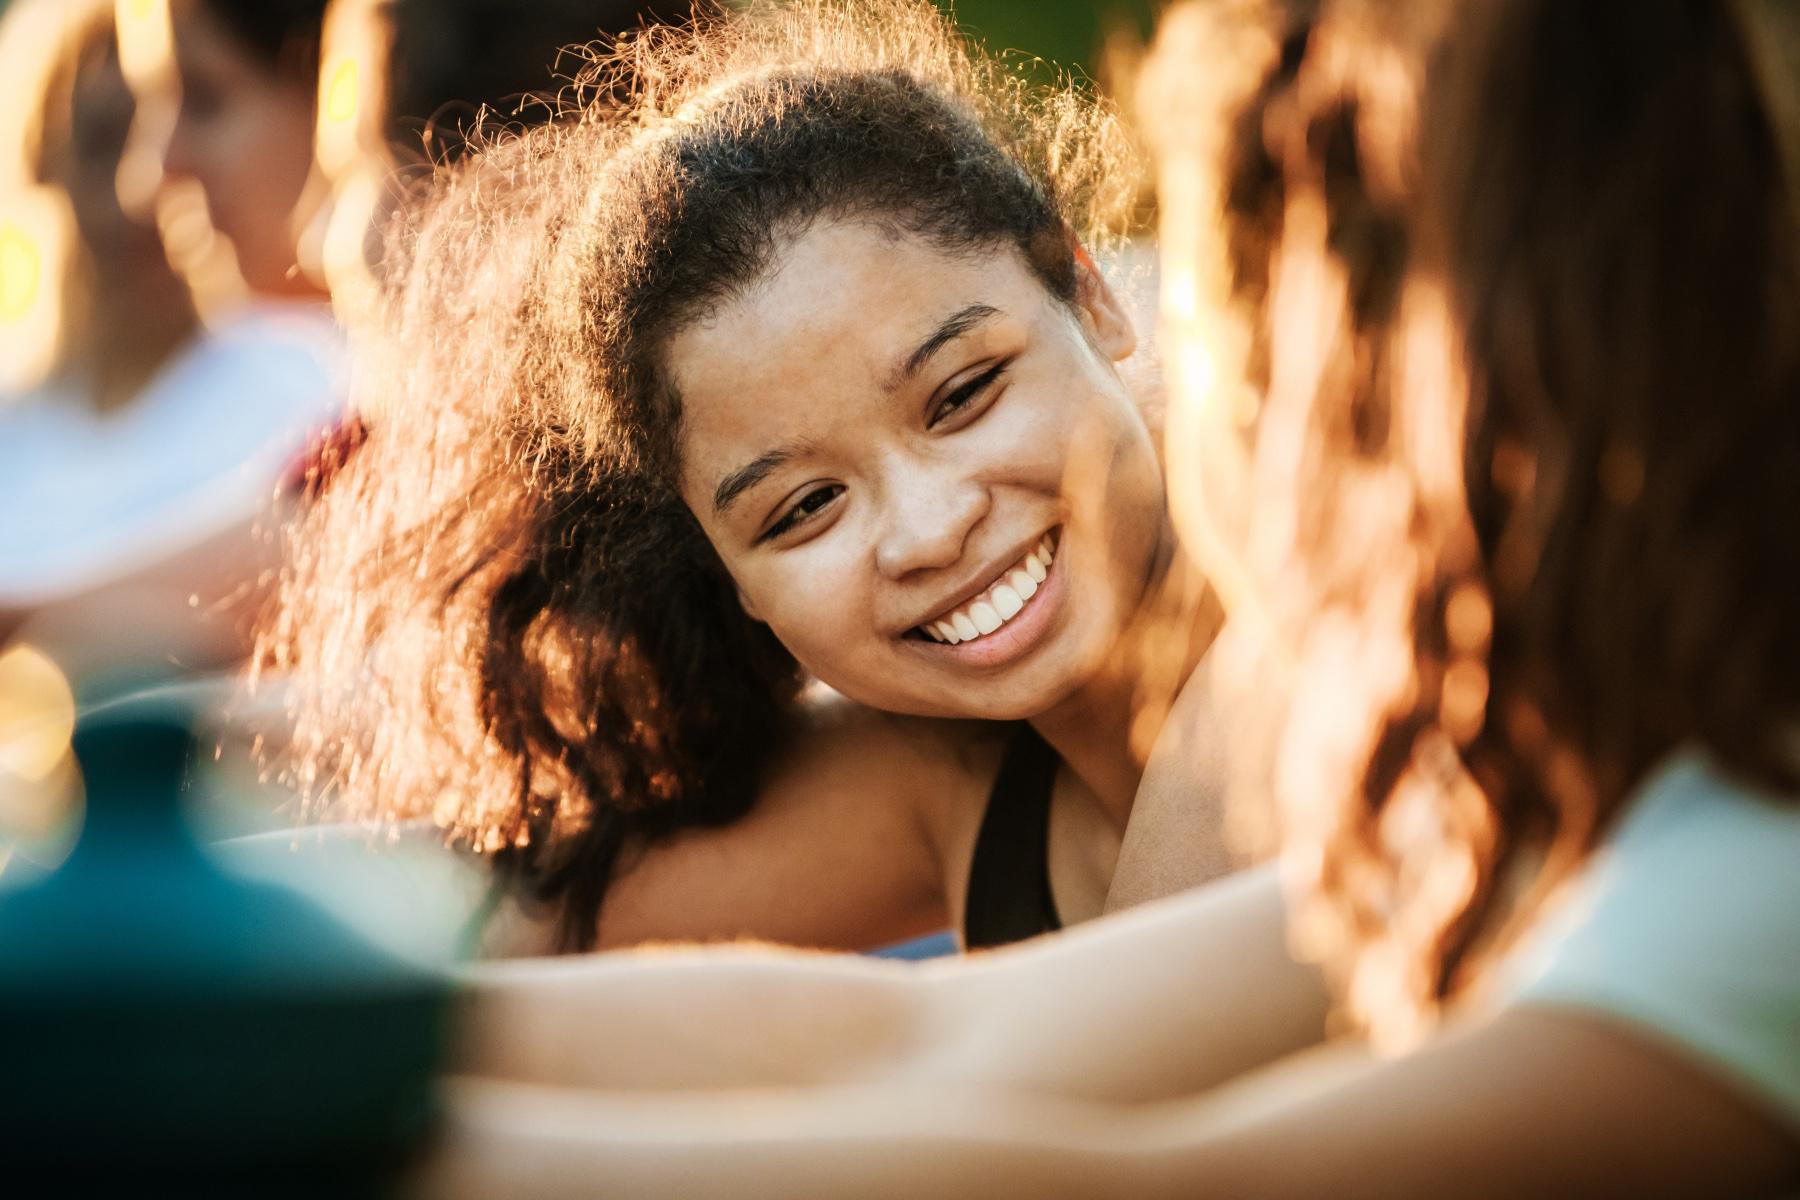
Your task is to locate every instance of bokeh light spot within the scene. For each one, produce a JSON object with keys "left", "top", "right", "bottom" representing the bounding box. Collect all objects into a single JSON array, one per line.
[
  {"left": 0, "top": 644, "right": 76, "bottom": 783},
  {"left": 324, "top": 57, "right": 360, "bottom": 127},
  {"left": 0, "top": 220, "right": 41, "bottom": 322}
]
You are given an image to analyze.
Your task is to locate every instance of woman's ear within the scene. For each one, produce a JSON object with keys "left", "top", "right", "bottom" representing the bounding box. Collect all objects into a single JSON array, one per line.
[{"left": 1073, "top": 246, "right": 1138, "bottom": 363}]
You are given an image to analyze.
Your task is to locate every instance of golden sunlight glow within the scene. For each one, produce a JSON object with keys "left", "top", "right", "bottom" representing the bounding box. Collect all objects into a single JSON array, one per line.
[
  {"left": 325, "top": 56, "right": 361, "bottom": 128},
  {"left": 299, "top": 0, "right": 394, "bottom": 313},
  {"left": 317, "top": 160, "right": 382, "bottom": 321},
  {"left": 0, "top": 645, "right": 75, "bottom": 783},
  {"left": 0, "top": 0, "right": 96, "bottom": 392},
  {"left": 0, "top": 217, "right": 40, "bottom": 320},
  {"left": 0, "top": 192, "right": 68, "bottom": 391},
  {"left": 314, "top": 0, "right": 391, "bottom": 179},
  {"left": 1136, "top": 4, "right": 1279, "bottom": 651},
  {"left": 0, "top": 644, "right": 81, "bottom": 844},
  {"left": 113, "top": 0, "right": 172, "bottom": 89},
  {"left": 113, "top": 0, "right": 175, "bottom": 220}
]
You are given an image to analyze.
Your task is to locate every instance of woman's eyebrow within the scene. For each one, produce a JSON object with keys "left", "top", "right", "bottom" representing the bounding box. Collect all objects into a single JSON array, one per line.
[
  {"left": 888, "top": 303, "right": 1000, "bottom": 389},
  {"left": 713, "top": 443, "right": 803, "bottom": 516}
]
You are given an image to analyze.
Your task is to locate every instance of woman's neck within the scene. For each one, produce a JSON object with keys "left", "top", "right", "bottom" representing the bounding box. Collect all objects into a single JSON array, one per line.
[
  {"left": 1031, "top": 673, "right": 1147, "bottom": 829},
  {"left": 1029, "top": 531, "right": 1220, "bottom": 830}
]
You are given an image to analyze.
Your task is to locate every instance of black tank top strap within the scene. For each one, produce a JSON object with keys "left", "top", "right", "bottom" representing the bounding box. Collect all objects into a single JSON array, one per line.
[{"left": 962, "top": 723, "right": 1063, "bottom": 949}]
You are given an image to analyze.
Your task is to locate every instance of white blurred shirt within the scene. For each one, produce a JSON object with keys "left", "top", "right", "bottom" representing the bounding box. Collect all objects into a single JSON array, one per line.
[
  {"left": 1504, "top": 751, "right": 1800, "bottom": 1127},
  {"left": 0, "top": 302, "right": 343, "bottom": 607}
]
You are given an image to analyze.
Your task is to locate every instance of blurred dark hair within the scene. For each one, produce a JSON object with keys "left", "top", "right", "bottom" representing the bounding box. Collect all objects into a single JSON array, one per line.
[
  {"left": 194, "top": 0, "right": 330, "bottom": 77},
  {"left": 383, "top": 1, "right": 694, "bottom": 154},
  {"left": 262, "top": 0, "right": 1136, "bottom": 951},
  {"left": 1200, "top": 0, "right": 1800, "bottom": 1038},
  {"left": 25, "top": 0, "right": 118, "bottom": 185},
  {"left": 1412, "top": 0, "right": 1800, "bottom": 1001}
]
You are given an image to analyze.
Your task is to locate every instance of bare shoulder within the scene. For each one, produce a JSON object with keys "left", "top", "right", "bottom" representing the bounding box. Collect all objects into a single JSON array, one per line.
[
  {"left": 595, "top": 689, "right": 1010, "bottom": 951},
  {"left": 1107, "top": 646, "right": 1240, "bottom": 913},
  {"left": 778, "top": 689, "right": 1011, "bottom": 869}
]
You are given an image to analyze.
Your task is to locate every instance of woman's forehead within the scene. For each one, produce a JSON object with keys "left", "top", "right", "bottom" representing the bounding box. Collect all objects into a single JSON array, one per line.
[
  {"left": 667, "top": 220, "right": 1040, "bottom": 480},
  {"left": 671, "top": 221, "right": 1037, "bottom": 405}
]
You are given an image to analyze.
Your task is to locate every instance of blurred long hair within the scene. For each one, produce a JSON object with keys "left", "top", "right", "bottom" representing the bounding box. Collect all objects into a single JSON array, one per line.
[
  {"left": 260, "top": 0, "right": 1137, "bottom": 951},
  {"left": 1153, "top": 0, "right": 1800, "bottom": 1040}
]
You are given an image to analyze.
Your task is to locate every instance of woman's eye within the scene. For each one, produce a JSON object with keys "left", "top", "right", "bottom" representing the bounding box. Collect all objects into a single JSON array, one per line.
[
  {"left": 928, "top": 360, "right": 1009, "bottom": 428},
  {"left": 761, "top": 484, "right": 844, "bottom": 542}
]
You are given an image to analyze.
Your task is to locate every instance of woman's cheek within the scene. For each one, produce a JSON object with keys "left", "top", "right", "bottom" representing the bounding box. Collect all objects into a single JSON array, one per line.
[{"left": 746, "top": 557, "right": 870, "bottom": 673}]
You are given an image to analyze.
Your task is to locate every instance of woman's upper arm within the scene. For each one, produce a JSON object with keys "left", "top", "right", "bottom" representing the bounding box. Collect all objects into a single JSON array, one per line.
[
  {"left": 592, "top": 700, "right": 999, "bottom": 952},
  {"left": 1146, "top": 1005, "right": 1799, "bottom": 1199}
]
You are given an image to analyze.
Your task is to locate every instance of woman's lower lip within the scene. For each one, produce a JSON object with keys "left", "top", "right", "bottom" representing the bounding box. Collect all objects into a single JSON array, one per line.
[{"left": 906, "top": 546, "right": 1065, "bottom": 669}]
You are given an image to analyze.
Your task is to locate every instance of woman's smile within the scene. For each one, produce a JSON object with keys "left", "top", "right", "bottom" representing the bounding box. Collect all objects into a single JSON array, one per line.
[{"left": 901, "top": 527, "right": 1065, "bottom": 669}]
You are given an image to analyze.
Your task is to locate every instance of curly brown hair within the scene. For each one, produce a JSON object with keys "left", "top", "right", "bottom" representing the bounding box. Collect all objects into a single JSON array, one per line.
[
  {"left": 1152, "top": 0, "right": 1800, "bottom": 1041},
  {"left": 260, "top": 0, "right": 1137, "bottom": 951}
]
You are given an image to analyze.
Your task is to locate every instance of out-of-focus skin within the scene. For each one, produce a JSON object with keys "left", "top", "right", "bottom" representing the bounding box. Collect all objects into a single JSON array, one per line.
[
  {"left": 294, "top": 0, "right": 390, "bottom": 323},
  {"left": 454, "top": 865, "right": 1322, "bottom": 1102},
  {"left": 136, "top": 0, "right": 323, "bottom": 298},
  {"left": 427, "top": 862, "right": 1794, "bottom": 1199},
  {"left": 419, "top": 995, "right": 1795, "bottom": 1199}
]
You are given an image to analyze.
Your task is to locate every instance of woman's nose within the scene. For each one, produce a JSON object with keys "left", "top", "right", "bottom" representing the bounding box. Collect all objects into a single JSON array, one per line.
[{"left": 873, "top": 466, "right": 990, "bottom": 580}]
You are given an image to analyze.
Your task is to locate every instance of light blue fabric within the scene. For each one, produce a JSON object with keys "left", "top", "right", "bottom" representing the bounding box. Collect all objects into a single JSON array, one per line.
[
  {"left": 868, "top": 930, "right": 960, "bottom": 960},
  {"left": 1503, "top": 752, "right": 1800, "bottom": 1127},
  {"left": 212, "top": 821, "right": 488, "bottom": 969}
]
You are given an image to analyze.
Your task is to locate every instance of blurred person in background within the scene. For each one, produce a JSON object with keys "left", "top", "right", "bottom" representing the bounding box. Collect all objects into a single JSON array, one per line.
[
  {"left": 0, "top": 0, "right": 337, "bottom": 691},
  {"left": 302, "top": 0, "right": 694, "bottom": 307},
  {"left": 409, "top": 1, "right": 1798, "bottom": 1194},
  {"left": 285, "top": 0, "right": 691, "bottom": 495},
  {"left": 131, "top": 0, "right": 330, "bottom": 303}
]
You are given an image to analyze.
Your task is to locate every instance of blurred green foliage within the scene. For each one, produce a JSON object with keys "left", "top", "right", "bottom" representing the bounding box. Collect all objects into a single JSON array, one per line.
[{"left": 933, "top": 0, "right": 1159, "bottom": 86}]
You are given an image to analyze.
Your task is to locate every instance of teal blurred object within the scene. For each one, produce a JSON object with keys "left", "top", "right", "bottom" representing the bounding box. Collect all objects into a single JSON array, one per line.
[{"left": 0, "top": 692, "right": 449, "bottom": 1194}]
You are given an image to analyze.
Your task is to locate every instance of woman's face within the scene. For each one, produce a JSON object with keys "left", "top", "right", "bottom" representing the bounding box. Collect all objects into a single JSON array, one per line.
[
  {"left": 151, "top": 0, "right": 320, "bottom": 297},
  {"left": 672, "top": 219, "right": 1168, "bottom": 720}
]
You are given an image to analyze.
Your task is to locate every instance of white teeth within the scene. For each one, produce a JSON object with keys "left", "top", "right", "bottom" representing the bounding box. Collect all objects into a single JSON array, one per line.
[{"left": 916, "top": 530, "right": 1059, "bottom": 646}]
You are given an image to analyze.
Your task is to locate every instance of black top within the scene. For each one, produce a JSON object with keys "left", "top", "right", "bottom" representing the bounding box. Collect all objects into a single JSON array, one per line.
[{"left": 962, "top": 724, "right": 1064, "bottom": 949}]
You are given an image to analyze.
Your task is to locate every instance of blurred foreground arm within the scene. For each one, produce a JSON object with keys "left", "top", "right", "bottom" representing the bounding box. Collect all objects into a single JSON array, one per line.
[
  {"left": 454, "top": 865, "right": 1328, "bottom": 1104},
  {"left": 419, "top": 1006, "right": 1797, "bottom": 1199}
]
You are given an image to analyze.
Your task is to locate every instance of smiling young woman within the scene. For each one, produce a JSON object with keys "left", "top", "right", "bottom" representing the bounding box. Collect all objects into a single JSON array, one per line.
[{"left": 262, "top": 0, "right": 1225, "bottom": 956}]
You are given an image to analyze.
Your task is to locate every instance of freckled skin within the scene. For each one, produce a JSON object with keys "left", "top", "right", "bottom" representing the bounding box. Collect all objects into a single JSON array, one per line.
[{"left": 671, "top": 219, "right": 1167, "bottom": 722}]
